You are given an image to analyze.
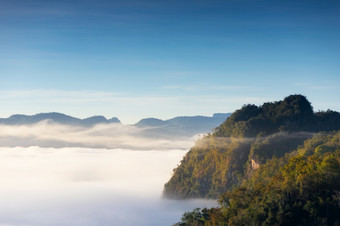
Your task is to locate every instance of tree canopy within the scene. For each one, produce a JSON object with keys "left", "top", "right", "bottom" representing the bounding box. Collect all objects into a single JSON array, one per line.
[
  {"left": 164, "top": 95, "right": 340, "bottom": 199},
  {"left": 174, "top": 131, "right": 340, "bottom": 225}
]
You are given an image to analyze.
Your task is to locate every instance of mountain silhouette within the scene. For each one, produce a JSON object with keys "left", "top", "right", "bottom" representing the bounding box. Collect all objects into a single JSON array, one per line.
[{"left": 0, "top": 112, "right": 120, "bottom": 127}]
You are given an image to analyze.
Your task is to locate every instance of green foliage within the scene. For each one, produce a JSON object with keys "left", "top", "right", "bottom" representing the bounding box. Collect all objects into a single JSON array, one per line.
[
  {"left": 174, "top": 208, "right": 224, "bottom": 226},
  {"left": 164, "top": 135, "right": 252, "bottom": 198},
  {"left": 214, "top": 94, "right": 317, "bottom": 138},
  {"left": 176, "top": 132, "right": 340, "bottom": 225},
  {"left": 164, "top": 95, "right": 340, "bottom": 199},
  {"left": 249, "top": 132, "right": 312, "bottom": 164},
  {"left": 314, "top": 110, "right": 340, "bottom": 131}
]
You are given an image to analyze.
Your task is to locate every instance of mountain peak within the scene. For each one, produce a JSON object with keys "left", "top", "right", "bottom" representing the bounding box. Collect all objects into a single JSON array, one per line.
[
  {"left": 214, "top": 94, "right": 318, "bottom": 137},
  {"left": 135, "top": 118, "right": 166, "bottom": 128},
  {"left": 0, "top": 113, "right": 121, "bottom": 126}
]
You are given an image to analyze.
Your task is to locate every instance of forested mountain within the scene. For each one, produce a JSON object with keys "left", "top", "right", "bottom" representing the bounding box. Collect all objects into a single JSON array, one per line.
[
  {"left": 164, "top": 95, "right": 340, "bottom": 199},
  {"left": 174, "top": 131, "right": 340, "bottom": 225}
]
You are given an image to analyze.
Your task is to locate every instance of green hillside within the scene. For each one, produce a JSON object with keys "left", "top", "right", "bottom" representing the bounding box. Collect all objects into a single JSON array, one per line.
[
  {"left": 174, "top": 131, "right": 340, "bottom": 225},
  {"left": 164, "top": 95, "right": 340, "bottom": 199}
]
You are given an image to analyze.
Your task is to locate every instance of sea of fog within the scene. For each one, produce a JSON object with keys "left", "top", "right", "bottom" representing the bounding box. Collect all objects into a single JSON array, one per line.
[{"left": 0, "top": 147, "right": 217, "bottom": 226}]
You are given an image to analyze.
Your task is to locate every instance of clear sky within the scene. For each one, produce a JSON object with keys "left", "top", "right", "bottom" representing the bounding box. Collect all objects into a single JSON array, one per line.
[{"left": 1, "top": 0, "right": 339, "bottom": 124}]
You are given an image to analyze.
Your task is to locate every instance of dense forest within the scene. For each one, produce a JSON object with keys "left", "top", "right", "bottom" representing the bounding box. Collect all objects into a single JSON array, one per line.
[
  {"left": 166, "top": 95, "right": 340, "bottom": 225},
  {"left": 164, "top": 95, "right": 340, "bottom": 199},
  {"left": 163, "top": 95, "right": 340, "bottom": 199},
  {"left": 174, "top": 131, "right": 340, "bottom": 225}
]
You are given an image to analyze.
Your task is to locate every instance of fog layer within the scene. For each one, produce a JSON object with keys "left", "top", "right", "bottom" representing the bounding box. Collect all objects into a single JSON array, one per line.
[
  {"left": 0, "top": 147, "right": 216, "bottom": 226},
  {"left": 0, "top": 121, "right": 197, "bottom": 150}
]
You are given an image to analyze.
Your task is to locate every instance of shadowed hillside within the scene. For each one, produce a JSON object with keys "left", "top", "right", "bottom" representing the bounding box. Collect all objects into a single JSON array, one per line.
[{"left": 164, "top": 95, "right": 340, "bottom": 199}]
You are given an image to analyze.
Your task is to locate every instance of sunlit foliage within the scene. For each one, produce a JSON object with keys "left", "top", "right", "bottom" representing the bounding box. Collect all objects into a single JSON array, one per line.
[
  {"left": 164, "top": 95, "right": 340, "bottom": 199},
  {"left": 175, "top": 131, "right": 340, "bottom": 225}
]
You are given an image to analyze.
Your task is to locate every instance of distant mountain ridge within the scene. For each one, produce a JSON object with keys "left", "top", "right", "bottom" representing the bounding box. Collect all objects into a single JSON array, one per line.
[
  {"left": 135, "top": 114, "right": 231, "bottom": 128},
  {"left": 0, "top": 112, "right": 120, "bottom": 127},
  {"left": 135, "top": 113, "right": 231, "bottom": 138},
  {"left": 0, "top": 112, "right": 231, "bottom": 138}
]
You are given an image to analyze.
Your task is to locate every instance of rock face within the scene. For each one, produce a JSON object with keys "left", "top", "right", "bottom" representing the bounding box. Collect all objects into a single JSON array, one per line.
[{"left": 251, "top": 159, "right": 260, "bottom": 170}]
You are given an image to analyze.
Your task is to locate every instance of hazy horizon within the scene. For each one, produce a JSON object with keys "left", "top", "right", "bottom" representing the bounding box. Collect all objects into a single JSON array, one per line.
[
  {"left": 0, "top": 111, "right": 231, "bottom": 125},
  {"left": 1, "top": 0, "right": 339, "bottom": 225},
  {"left": 1, "top": 0, "right": 339, "bottom": 123}
]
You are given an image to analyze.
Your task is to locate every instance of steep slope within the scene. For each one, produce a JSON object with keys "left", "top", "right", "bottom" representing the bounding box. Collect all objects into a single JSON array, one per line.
[
  {"left": 175, "top": 131, "right": 340, "bottom": 225},
  {"left": 164, "top": 95, "right": 340, "bottom": 199}
]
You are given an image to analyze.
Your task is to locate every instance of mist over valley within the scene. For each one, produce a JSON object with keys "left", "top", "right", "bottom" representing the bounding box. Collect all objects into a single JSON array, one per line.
[
  {"left": 0, "top": 113, "right": 228, "bottom": 225},
  {"left": 1, "top": 0, "right": 339, "bottom": 224}
]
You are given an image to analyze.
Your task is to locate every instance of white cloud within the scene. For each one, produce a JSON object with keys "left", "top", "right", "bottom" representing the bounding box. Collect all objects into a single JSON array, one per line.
[
  {"left": 0, "top": 89, "right": 176, "bottom": 105},
  {"left": 0, "top": 146, "right": 217, "bottom": 226},
  {"left": 0, "top": 121, "right": 196, "bottom": 150},
  {"left": 161, "top": 84, "right": 254, "bottom": 92}
]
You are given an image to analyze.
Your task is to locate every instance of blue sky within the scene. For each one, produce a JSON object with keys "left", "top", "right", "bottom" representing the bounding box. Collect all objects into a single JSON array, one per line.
[{"left": 1, "top": 0, "right": 339, "bottom": 123}]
